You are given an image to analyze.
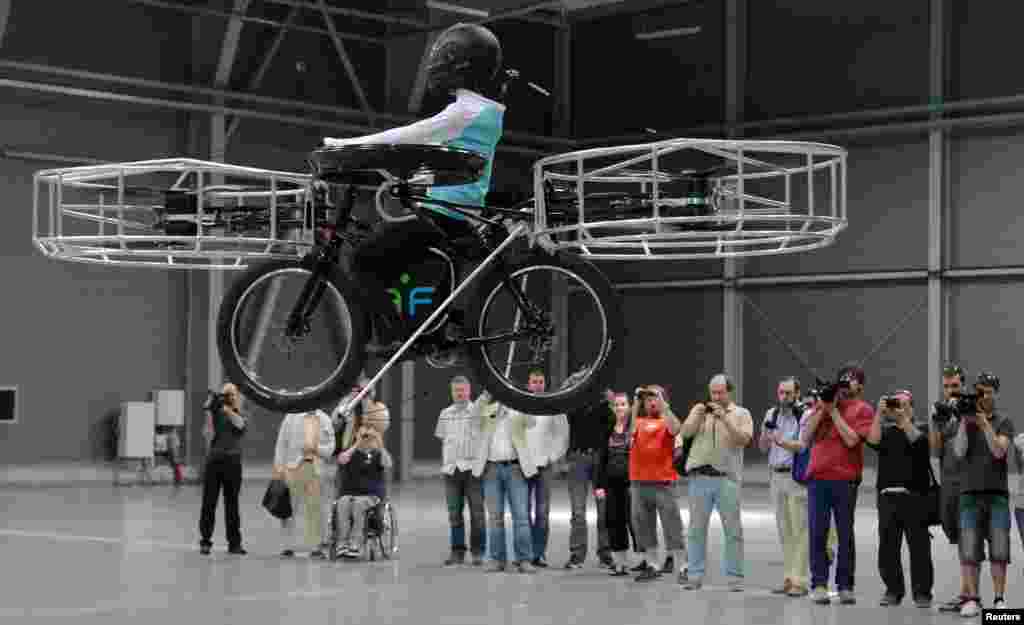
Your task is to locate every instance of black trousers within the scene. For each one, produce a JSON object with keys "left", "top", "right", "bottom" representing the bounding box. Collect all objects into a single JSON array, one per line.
[
  {"left": 878, "top": 492, "right": 934, "bottom": 599},
  {"left": 849, "top": 478, "right": 860, "bottom": 581},
  {"left": 199, "top": 453, "right": 243, "bottom": 548},
  {"left": 604, "top": 477, "right": 637, "bottom": 553}
]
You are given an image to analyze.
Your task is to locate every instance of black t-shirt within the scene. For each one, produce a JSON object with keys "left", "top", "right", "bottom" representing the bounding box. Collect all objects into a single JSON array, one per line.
[
  {"left": 867, "top": 421, "right": 931, "bottom": 493},
  {"left": 945, "top": 412, "right": 1016, "bottom": 494},
  {"left": 567, "top": 397, "right": 614, "bottom": 453},
  {"left": 209, "top": 403, "right": 245, "bottom": 456}
]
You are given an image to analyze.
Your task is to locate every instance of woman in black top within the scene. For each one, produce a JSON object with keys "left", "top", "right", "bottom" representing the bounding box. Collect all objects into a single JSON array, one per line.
[
  {"left": 594, "top": 392, "right": 637, "bottom": 576},
  {"left": 199, "top": 383, "right": 248, "bottom": 555}
]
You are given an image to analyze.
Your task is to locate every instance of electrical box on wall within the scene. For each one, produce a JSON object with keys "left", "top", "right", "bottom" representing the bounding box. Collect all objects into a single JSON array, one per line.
[
  {"left": 0, "top": 387, "right": 16, "bottom": 423},
  {"left": 153, "top": 389, "right": 185, "bottom": 426},
  {"left": 118, "top": 402, "right": 155, "bottom": 459}
]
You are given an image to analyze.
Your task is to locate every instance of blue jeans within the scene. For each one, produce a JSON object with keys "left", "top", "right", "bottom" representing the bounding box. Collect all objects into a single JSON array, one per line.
[
  {"left": 483, "top": 461, "right": 533, "bottom": 563},
  {"left": 527, "top": 464, "right": 551, "bottom": 560},
  {"left": 686, "top": 476, "right": 743, "bottom": 580},
  {"left": 808, "top": 479, "right": 856, "bottom": 591}
]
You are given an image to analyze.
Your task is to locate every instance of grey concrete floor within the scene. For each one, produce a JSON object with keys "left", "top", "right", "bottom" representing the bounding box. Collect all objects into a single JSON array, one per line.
[{"left": 0, "top": 478, "right": 1017, "bottom": 624}]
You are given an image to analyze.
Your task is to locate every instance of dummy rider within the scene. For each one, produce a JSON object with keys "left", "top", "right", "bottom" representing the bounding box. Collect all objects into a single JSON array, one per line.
[{"left": 321, "top": 23, "right": 512, "bottom": 353}]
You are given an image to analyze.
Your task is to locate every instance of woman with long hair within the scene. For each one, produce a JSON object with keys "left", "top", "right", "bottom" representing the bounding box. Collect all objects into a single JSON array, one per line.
[{"left": 594, "top": 391, "right": 639, "bottom": 575}]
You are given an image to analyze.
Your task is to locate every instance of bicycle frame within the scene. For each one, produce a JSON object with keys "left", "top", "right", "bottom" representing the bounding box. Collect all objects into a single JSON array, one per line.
[{"left": 289, "top": 182, "right": 541, "bottom": 415}]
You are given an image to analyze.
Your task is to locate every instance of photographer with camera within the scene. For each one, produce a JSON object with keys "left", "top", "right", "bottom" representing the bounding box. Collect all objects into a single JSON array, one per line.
[
  {"left": 198, "top": 383, "right": 248, "bottom": 555},
  {"left": 865, "top": 390, "right": 934, "bottom": 607},
  {"left": 800, "top": 365, "right": 874, "bottom": 605},
  {"left": 928, "top": 364, "right": 974, "bottom": 612},
  {"left": 680, "top": 374, "right": 753, "bottom": 592},
  {"left": 758, "top": 376, "right": 810, "bottom": 596},
  {"left": 948, "top": 372, "right": 1014, "bottom": 617}
]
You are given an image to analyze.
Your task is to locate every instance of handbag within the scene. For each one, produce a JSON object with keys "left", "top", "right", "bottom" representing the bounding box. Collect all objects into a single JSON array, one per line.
[
  {"left": 923, "top": 463, "right": 942, "bottom": 527},
  {"left": 673, "top": 436, "right": 694, "bottom": 476},
  {"left": 261, "top": 478, "right": 293, "bottom": 520},
  {"left": 791, "top": 446, "right": 811, "bottom": 485}
]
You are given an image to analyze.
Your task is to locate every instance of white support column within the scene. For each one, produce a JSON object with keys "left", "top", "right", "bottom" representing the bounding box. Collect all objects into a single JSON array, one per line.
[
  {"left": 723, "top": 0, "right": 746, "bottom": 403},
  {"left": 400, "top": 361, "right": 415, "bottom": 482},
  {"left": 208, "top": 113, "right": 227, "bottom": 390},
  {"left": 927, "top": 0, "right": 946, "bottom": 407}
]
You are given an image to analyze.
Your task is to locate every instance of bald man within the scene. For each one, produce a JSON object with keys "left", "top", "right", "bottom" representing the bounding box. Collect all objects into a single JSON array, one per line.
[{"left": 199, "top": 383, "right": 249, "bottom": 555}]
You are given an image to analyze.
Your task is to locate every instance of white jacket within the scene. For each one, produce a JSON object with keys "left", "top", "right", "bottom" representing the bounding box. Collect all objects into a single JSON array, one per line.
[
  {"left": 524, "top": 411, "right": 569, "bottom": 468},
  {"left": 274, "top": 410, "right": 335, "bottom": 470},
  {"left": 471, "top": 401, "right": 539, "bottom": 479}
]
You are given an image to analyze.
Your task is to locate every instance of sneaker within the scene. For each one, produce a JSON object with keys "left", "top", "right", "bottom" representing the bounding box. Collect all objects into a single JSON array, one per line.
[
  {"left": 609, "top": 565, "right": 630, "bottom": 577},
  {"left": 227, "top": 546, "right": 247, "bottom": 555},
  {"left": 879, "top": 593, "right": 902, "bottom": 606},
  {"left": 838, "top": 590, "right": 856, "bottom": 605},
  {"left": 811, "top": 586, "right": 830, "bottom": 604},
  {"left": 444, "top": 551, "right": 466, "bottom": 566},
  {"left": 599, "top": 554, "right": 615, "bottom": 569},
  {"left": 471, "top": 554, "right": 484, "bottom": 566},
  {"left": 993, "top": 597, "right": 1007, "bottom": 610},
  {"left": 913, "top": 595, "right": 932, "bottom": 608},
  {"left": 531, "top": 557, "right": 549, "bottom": 568},
  {"left": 634, "top": 565, "right": 662, "bottom": 582},
  {"left": 682, "top": 577, "right": 703, "bottom": 590},
  {"left": 660, "top": 556, "right": 675, "bottom": 575},
  {"left": 788, "top": 585, "right": 809, "bottom": 597},
  {"left": 940, "top": 596, "right": 967, "bottom": 612},
  {"left": 728, "top": 578, "right": 744, "bottom": 592},
  {"left": 199, "top": 544, "right": 211, "bottom": 555},
  {"left": 563, "top": 557, "right": 584, "bottom": 570},
  {"left": 280, "top": 549, "right": 295, "bottom": 558},
  {"left": 630, "top": 560, "right": 648, "bottom": 572},
  {"left": 772, "top": 580, "right": 793, "bottom": 595},
  {"left": 677, "top": 568, "right": 689, "bottom": 585},
  {"left": 485, "top": 561, "right": 506, "bottom": 573},
  {"left": 960, "top": 599, "right": 980, "bottom": 618},
  {"left": 515, "top": 561, "right": 537, "bottom": 574},
  {"left": 310, "top": 549, "right": 325, "bottom": 559}
]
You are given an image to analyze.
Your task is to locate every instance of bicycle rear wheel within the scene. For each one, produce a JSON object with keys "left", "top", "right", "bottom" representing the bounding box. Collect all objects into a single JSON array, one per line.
[
  {"left": 465, "top": 251, "right": 622, "bottom": 414},
  {"left": 216, "top": 259, "right": 369, "bottom": 413}
]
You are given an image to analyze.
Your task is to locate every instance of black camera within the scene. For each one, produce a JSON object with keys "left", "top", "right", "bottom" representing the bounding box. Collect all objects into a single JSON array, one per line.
[
  {"left": 815, "top": 372, "right": 854, "bottom": 403},
  {"left": 205, "top": 391, "right": 227, "bottom": 413},
  {"left": 882, "top": 395, "right": 902, "bottom": 409},
  {"left": 933, "top": 392, "right": 979, "bottom": 424}
]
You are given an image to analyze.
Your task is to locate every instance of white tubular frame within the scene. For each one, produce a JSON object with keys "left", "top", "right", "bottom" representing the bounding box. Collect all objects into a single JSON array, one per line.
[
  {"left": 33, "top": 158, "right": 316, "bottom": 269},
  {"left": 531, "top": 138, "right": 848, "bottom": 260}
]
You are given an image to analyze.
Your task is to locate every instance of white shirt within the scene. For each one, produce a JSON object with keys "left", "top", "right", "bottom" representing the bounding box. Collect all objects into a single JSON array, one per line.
[
  {"left": 524, "top": 411, "right": 569, "bottom": 468},
  {"left": 273, "top": 410, "right": 335, "bottom": 470},
  {"left": 436, "top": 402, "right": 482, "bottom": 474},
  {"left": 487, "top": 406, "right": 518, "bottom": 463}
]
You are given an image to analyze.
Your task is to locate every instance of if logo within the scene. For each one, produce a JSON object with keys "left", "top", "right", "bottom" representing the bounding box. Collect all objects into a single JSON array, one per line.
[{"left": 387, "top": 273, "right": 434, "bottom": 318}]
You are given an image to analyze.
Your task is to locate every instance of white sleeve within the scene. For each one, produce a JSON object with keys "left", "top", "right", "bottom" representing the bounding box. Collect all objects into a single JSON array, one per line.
[
  {"left": 273, "top": 415, "right": 291, "bottom": 467},
  {"left": 323, "top": 104, "right": 472, "bottom": 147},
  {"left": 318, "top": 413, "right": 335, "bottom": 459},
  {"left": 435, "top": 409, "right": 447, "bottom": 440}
]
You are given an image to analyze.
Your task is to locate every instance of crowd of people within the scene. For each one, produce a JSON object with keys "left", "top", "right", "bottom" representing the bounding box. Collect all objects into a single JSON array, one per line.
[{"left": 194, "top": 364, "right": 1023, "bottom": 617}]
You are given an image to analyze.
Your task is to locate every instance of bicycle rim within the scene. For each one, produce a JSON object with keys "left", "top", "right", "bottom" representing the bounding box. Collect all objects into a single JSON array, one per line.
[
  {"left": 476, "top": 264, "right": 609, "bottom": 399},
  {"left": 229, "top": 266, "right": 354, "bottom": 400}
]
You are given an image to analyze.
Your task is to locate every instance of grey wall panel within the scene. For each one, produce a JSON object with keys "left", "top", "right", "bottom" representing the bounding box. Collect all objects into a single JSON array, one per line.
[
  {"left": 745, "top": 138, "right": 929, "bottom": 276},
  {"left": 412, "top": 362, "right": 474, "bottom": 462},
  {"left": 742, "top": 283, "right": 928, "bottom": 466},
  {"left": 572, "top": 1, "right": 725, "bottom": 138},
  {"left": 949, "top": 129, "right": 1024, "bottom": 269},
  {"left": 949, "top": 280, "right": 1024, "bottom": 436},
  {"left": 950, "top": 2, "right": 1024, "bottom": 101},
  {"left": 595, "top": 259, "right": 722, "bottom": 284},
  {"left": 574, "top": 288, "right": 723, "bottom": 404},
  {"left": 3, "top": 0, "right": 194, "bottom": 84},
  {"left": 0, "top": 97, "right": 192, "bottom": 463},
  {"left": 745, "top": 0, "right": 928, "bottom": 120}
]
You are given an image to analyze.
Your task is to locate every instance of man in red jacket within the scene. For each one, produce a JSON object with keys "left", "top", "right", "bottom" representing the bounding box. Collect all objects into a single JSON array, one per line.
[{"left": 801, "top": 365, "right": 875, "bottom": 605}]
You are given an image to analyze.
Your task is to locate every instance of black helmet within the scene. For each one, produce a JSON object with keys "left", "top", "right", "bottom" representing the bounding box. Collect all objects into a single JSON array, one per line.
[{"left": 426, "top": 23, "right": 502, "bottom": 96}]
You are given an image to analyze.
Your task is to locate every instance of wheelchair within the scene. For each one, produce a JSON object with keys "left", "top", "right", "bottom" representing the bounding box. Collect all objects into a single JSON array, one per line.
[{"left": 328, "top": 496, "right": 398, "bottom": 562}]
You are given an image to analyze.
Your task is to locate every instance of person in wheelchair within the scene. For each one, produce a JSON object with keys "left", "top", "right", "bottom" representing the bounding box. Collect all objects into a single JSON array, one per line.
[
  {"left": 333, "top": 424, "right": 393, "bottom": 559},
  {"left": 322, "top": 22, "right": 509, "bottom": 351}
]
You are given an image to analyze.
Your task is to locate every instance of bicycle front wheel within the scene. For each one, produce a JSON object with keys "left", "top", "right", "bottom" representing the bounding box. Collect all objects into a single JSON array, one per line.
[
  {"left": 465, "top": 251, "right": 623, "bottom": 414},
  {"left": 216, "top": 259, "right": 369, "bottom": 413}
]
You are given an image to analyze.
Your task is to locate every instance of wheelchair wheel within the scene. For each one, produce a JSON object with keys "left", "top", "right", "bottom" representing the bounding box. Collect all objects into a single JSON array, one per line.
[
  {"left": 465, "top": 250, "right": 623, "bottom": 414},
  {"left": 216, "top": 259, "right": 370, "bottom": 413},
  {"left": 378, "top": 502, "right": 398, "bottom": 559}
]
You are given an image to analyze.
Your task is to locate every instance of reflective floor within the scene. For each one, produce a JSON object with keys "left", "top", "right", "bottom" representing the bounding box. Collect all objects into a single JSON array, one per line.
[{"left": 0, "top": 477, "right": 1016, "bottom": 624}]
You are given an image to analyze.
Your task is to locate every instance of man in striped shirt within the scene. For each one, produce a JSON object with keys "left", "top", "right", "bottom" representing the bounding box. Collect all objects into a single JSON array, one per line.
[{"left": 436, "top": 375, "right": 486, "bottom": 566}]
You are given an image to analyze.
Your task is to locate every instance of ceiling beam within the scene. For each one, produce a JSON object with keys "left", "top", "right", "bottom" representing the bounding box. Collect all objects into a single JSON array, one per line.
[
  {"left": 263, "top": 0, "right": 428, "bottom": 28},
  {"left": 215, "top": 0, "right": 252, "bottom": 88},
  {"left": 125, "top": 0, "right": 384, "bottom": 45},
  {"left": 391, "top": 0, "right": 567, "bottom": 37},
  {"left": 225, "top": 5, "right": 299, "bottom": 143},
  {"left": 318, "top": 0, "right": 375, "bottom": 123}
]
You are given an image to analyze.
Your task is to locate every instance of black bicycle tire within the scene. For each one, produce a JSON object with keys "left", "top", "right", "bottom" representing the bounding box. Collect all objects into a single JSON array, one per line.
[
  {"left": 216, "top": 259, "right": 370, "bottom": 414},
  {"left": 464, "top": 250, "right": 623, "bottom": 414}
]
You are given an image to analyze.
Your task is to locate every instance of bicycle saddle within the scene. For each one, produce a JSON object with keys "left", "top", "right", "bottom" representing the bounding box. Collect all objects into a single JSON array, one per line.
[{"left": 310, "top": 144, "right": 487, "bottom": 187}]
